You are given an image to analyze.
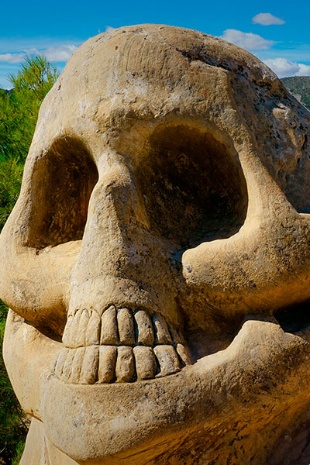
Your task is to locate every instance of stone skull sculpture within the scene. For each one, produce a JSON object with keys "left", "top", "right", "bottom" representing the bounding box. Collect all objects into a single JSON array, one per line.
[{"left": 1, "top": 24, "right": 310, "bottom": 465}]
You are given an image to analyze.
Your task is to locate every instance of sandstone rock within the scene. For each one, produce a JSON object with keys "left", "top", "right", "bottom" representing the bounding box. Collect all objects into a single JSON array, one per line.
[{"left": 0, "top": 24, "right": 310, "bottom": 464}]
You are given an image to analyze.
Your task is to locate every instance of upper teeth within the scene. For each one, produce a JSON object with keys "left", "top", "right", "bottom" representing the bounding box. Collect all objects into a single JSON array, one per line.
[{"left": 54, "top": 306, "right": 191, "bottom": 384}]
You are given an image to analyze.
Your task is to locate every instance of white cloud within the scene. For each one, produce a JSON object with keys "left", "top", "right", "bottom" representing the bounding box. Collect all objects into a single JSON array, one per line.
[
  {"left": 264, "top": 58, "right": 310, "bottom": 78},
  {"left": 297, "top": 63, "right": 310, "bottom": 76},
  {"left": 221, "top": 29, "right": 275, "bottom": 51},
  {"left": 0, "top": 52, "right": 26, "bottom": 63},
  {"left": 252, "top": 13, "right": 285, "bottom": 26},
  {"left": 0, "top": 40, "right": 80, "bottom": 89},
  {"left": 0, "top": 44, "right": 77, "bottom": 67},
  {"left": 42, "top": 45, "right": 77, "bottom": 62},
  {"left": 0, "top": 37, "right": 80, "bottom": 58}
]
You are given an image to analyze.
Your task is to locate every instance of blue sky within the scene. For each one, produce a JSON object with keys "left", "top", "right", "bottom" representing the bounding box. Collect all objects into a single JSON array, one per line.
[{"left": 1, "top": 0, "right": 310, "bottom": 88}]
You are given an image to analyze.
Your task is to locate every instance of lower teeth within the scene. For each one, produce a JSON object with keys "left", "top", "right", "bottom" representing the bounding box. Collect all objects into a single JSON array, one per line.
[{"left": 54, "top": 342, "right": 191, "bottom": 384}]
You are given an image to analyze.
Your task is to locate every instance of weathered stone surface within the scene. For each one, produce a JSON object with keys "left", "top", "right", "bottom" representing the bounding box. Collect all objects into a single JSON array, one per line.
[{"left": 0, "top": 24, "right": 310, "bottom": 464}]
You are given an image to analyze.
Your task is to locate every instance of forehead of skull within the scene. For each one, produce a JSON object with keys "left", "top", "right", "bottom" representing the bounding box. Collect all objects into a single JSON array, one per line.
[
  {"left": 34, "top": 23, "right": 284, "bottom": 161},
  {"left": 40, "top": 24, "right": 280, "bottom": 123}
]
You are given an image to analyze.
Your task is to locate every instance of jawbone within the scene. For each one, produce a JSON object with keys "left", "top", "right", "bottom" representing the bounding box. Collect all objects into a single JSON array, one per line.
[{"left": 3, "top": 309, "right": 310, "bottom": 465}]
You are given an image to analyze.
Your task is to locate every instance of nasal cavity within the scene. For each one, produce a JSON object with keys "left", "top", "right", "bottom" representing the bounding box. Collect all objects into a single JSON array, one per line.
[{"left": 26, "top": 136, "right": 99, "bottom": 248}]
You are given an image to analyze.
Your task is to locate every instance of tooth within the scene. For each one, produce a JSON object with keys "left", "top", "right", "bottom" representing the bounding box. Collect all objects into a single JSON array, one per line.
[
  {"left": 62, "top": 310, "right": 84, "bottom": 348},
  {"left": 98, "top": 346, "right": 117, "bottom": 383},
  {"left": 61, "top": 349, "right": 76, "bottom": 381},
  {"left": 62, "top": 315, "right": 74, "bottom": 347},
  {"left": 54, "top": 348, "right": 69, "bottom": 378},
  {"left": 77, "top": 309, "right": 90, "bottom": 346},
  {"left": 63, "top": 309, "right": 87, "bottom": 348},
  {"left": 80, "top": 346, "right": 99, "bottom": 384},
  {"left": 71, "top": 310, "right": 84, "bottom": 347},
  {"left": 169, "top": 326, "right": 184, "bottom": 344},
  {"left": 133, "top": 346, "right": 157, "bottom": 380},
  {"left": 115, "top": 346, "right": 135, "bottom": 382},
  {"left": 70, "top": 347, "right": 85, "bottom": 383},
  {"left": 153, "top": 345, "right": 181, "bottom": 377},
  {"left": 117, "top": 308, "right": 135, "bottom": 345},
  {"left": 85, "top": 311, "right": 101, "bottom": 345},
  {"left": 153, "top": 314, "right": 172, "bottom": 345},
  {"left": 176, "top": 344, "right": 192, "bottom": 366},
  {"left": 100, "top": 305, "right": 118, "bottom": 345},
  {"left": 134, "top": 310, "right": 154, "bottom": 346}
]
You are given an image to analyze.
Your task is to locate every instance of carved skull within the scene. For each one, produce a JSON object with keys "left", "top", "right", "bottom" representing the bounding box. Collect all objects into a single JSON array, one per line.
[{"left": 1, "top": 25, "right": 310, "bottom": 464}]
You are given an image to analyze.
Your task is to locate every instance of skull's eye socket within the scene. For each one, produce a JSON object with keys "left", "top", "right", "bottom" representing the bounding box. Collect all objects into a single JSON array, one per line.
[
  {"left": 26, "top": 137, "right": 98, "bottom": 248},
  {"left": 138, "top": 125, "right": 248, "bottom": 248}
]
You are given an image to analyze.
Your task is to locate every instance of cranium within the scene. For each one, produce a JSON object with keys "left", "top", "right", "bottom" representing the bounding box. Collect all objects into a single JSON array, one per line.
[{"left": 1, "top": 24, "right": 310, "bottom": 465}]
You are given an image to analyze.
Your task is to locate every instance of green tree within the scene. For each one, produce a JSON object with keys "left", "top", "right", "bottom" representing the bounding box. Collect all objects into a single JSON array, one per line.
[
  {"left": 0, "top": 158, "right": 23, "bottom": 230},
  {"left": 0, "top": 55, "right": 58, "bottom": 464},
  {"left": 0, "top": 55, "right": 58, "bottom": 164}
]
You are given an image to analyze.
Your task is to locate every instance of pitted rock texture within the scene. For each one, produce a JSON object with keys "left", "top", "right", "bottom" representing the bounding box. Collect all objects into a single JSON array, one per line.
[{"left": 0, "top": 24, "right": 309, "bottom": 465}]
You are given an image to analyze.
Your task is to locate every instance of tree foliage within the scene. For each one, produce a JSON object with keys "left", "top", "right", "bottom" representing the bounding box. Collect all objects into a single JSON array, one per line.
[
  {"left": 0, "top": 158, "right": 23, "bottom": 230},
  {"left": 0, "top": 56, "right": 58, "bottom": 464},
  {"left": 0, "top": 56, "right": 58, "bottom": 165},
  {"left": 0, "top": 55, "right": 58, "bottom": 234}
]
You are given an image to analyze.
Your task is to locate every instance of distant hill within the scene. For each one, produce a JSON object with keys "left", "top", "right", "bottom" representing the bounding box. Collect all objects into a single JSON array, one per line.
[{"left": 281, "top": 76, "right": 310, "bottom": 110}]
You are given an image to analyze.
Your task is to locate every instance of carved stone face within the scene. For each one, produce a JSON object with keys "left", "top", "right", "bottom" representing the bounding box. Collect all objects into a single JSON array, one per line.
[{"left": 1, "top": 25, "right": 310, "bottom": 464}]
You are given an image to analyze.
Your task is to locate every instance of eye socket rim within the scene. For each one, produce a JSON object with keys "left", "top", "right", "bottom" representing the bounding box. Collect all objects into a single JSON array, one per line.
[
  {"left": 133, "top": 124, "right": 248, "bottom": 248},
  {"left": 25, "top": 136, "right": 99, "bottom": 249}
]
